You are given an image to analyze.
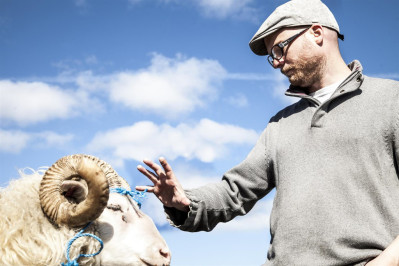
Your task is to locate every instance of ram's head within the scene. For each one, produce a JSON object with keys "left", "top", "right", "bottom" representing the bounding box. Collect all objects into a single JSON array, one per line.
[{"left": 39, "top": 154, "right": 171, "bottom": 265}]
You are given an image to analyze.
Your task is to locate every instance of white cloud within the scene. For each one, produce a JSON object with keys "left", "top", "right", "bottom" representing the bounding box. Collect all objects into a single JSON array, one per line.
[
  {"left": 214, "top": 198, "right": 273, "bottom": 231},
  {"left": 128, "top": 0, "right": 142, "bottom": 4},
  {"left": 0, "top": 129, "right": 74, "bottom": 153},
  {"left": 36, "top": 131, "right": 74, "bottom": 147},
  {"left": 224, "top": 93, "right": 248, "bottom": 107},
  {"left": 108, "top": 53, "right": 227, "bottom": 118},
  {"left": 53, "top": 55, "right": 99, "bottom": 72},
  {"left": 271, "top": 72, "right": 298, "bottom": 105},
  {"left": 0, "top": 129, "right": 31, "bottom": 153},
  {"left": 87, "top": 118, "right": 259, "bottom": 164},
  {"left": 198, "top": 0, "right": 257, "bottom": 20},
  {"left": 228, "top": 71, "right": 297, "bottom": 105},
  {"left": 0, "top": 80, "right": 101, "bottom": 126},
  {"left": 75, "top": 70, "right": 110, "bottom": 92},
  {"left": 227, "top": 72, "right": 277, "bottom": 81},
  {"left": 84, "top": 55, "right": 98, "bottom": 65},
  {"left": 126, "top": 0, "right": 258, "bottom": 21},
  {"left": 74, "top": 0, "right": 87, "bottom": 7}
]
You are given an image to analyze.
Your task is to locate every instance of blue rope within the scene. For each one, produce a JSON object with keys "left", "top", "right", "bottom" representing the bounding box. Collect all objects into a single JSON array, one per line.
[
  {"left": 61, "top": 222, "right": 103, "bottom": 266},
  {"left": 61, "top": 187, "right": 146, "bottom": 265},
  {"left": 110, "top": 187, "right": 147, "bottom": 208}
]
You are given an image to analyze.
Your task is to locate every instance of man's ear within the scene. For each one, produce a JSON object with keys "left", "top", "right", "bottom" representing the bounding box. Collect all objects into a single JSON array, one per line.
[{"left": 310, "top": 24, "right": 324, "bottom": 45}]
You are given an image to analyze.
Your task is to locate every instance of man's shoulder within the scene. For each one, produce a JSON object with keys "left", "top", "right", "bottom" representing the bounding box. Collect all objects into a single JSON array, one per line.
[
  {"left": 361, "top": 75, "right": 399, "bottom": 99},
  {"left": 269, "top": 100, "right": 307, "bottom": 124},
  {"left": 363, "top": 75, "right": 399, "bottom": 88}
]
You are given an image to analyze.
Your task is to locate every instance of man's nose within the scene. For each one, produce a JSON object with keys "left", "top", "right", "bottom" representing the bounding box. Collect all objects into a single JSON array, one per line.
[{"left": 272, "top": 57, "right": 284, "bottom": 69}]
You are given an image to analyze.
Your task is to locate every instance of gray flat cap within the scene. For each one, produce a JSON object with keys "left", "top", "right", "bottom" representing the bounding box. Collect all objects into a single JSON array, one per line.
[{"left": 249, "top": 0, "right": 344, "bottom": 56}]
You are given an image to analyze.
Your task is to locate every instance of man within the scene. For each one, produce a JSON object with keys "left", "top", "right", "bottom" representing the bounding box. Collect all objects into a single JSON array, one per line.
[{"left": 136, "top": 0, "right": 399, "bottom": 265}]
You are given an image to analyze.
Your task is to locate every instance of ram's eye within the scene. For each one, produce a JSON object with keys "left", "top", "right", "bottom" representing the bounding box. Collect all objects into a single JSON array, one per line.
[{"left": 106, "top": 204, "right": 122, "bottom": 212}]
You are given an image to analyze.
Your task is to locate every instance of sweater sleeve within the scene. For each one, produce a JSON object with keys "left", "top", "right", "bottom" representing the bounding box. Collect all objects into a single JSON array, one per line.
[
  {"left": 393, "top": 80, "right": 399, "bottom": 175},
  {"left": 164, "top": 125, "right": 275, "bottom": 232},
  {"left": 395, "top": 101, "right": 399, "bottom": 170}
]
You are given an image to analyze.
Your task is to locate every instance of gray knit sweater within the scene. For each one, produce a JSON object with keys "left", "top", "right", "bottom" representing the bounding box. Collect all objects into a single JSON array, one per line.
[{"left": 165, "top": 61, "right": 399, "bottom": 265}]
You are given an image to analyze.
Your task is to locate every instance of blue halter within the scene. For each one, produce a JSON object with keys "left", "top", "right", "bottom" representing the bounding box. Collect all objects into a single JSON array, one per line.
[{"left": 109, "top": 187, "right": 147, "bottom": 209}]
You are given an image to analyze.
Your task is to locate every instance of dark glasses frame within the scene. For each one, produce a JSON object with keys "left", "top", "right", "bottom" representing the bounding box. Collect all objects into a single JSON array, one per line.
[{"left": 267, "top": 27, "right": 310, "bottom": 66}]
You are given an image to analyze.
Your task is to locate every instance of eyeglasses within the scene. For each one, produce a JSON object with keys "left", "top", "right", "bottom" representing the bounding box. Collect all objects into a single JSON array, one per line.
[{"left": 267, "top": 27, "right": 310, "bottom": 67}]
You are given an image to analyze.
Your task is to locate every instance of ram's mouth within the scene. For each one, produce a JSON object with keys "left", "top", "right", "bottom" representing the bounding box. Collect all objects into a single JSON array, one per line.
[
  {"left": 139, "top": 259, "right": 153, "bottom": 266},
  {"left": 140, "top": 258, "right": 170, "bottom": 266}
]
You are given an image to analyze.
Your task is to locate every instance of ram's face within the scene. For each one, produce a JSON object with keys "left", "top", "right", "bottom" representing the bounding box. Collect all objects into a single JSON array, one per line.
[{"left": 97, "top": 193, "right": 171, "bottom": 266}]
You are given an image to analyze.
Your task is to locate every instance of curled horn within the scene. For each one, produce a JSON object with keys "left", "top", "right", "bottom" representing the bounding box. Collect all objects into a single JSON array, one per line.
[{"left": 39, "top": 154, "right": 110, "bottom": 228}]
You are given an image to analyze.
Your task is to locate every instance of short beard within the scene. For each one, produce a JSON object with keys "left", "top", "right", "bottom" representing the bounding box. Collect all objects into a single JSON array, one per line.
[{"left": 282, "top": 41, "right": 326, "bottom": 89}]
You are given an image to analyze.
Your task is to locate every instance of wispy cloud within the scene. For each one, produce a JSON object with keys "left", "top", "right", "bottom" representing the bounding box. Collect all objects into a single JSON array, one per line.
[
  {"left": 87, "top": 118, "right": 259, "bottom": 164},
  {"left": 0, "top": 129, "right": 74, "bottom": 153},
  {"left": 127, "top": 0, "right": 259, "bottom": 22},
  {"left": 214, "top": 198, "right": 273, "bottom": 231},
  {"left": 0, "top": 80, "right": 102, "bottom": 126},
  {"left": 224, "top": 93, "right": 248, "bottom": 107},
  {"left": 52, "top": 55, "right": 99, "bottom": 72},
  {"left": 35, "top": 131, "right": 75, "bottom": 147},
  {"left": 271, "top": 72, "right": 297, "bottom": 105},
  {"left": 74, "top": 0, "right": 87, "bottom": 7},
  {"left": 197, "top": 0, "right": 258, "bottom": 21},
  {"left": 172, "top": 163, "right": 221, "bottom": 189},
  {"left": 226, "top": 72, "right": 277, "bottom": 81},
  {"left": 0, "top": 130, "right": 31, "bottom": 153},
  {"left": 228, "top": 71, "right": 296, "bottom": 104}
]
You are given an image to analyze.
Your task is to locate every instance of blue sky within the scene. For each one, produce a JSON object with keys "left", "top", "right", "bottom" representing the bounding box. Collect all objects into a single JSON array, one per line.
[{"left": 1, "top": 0, "right": 399, "bottom": 265}]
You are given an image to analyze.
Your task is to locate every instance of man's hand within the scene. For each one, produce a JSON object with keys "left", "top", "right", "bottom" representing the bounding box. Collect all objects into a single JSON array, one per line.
[
  {"left": 366, "top": 236, "right": 399, "bottom": 266},
  {"left": 136, "top": 157, "right": 191, "bottom": 212}
]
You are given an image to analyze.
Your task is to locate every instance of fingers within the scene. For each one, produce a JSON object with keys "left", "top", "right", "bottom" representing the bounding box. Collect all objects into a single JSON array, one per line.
[
  {"left": 142, "top": 158, "right": 165, "bottom": 178},
  {"left": 135, "top": 185, "right": 155, "bottom": 193},
  {"left": 159, "top": 157, "right": 173, "bottom": 174},
  {"left": 137, "top": 165, "right": 158, "bottom": 184}
]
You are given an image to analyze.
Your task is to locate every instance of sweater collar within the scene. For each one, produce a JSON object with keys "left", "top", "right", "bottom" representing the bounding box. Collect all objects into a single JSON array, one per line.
[{"left": 285, "top": 60, "right": 364, "bottom": 100}]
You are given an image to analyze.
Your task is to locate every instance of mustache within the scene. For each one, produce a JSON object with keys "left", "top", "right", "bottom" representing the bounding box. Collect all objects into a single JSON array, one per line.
[{"left": 281, "top": 67, "right": 293, "bottom": 75}]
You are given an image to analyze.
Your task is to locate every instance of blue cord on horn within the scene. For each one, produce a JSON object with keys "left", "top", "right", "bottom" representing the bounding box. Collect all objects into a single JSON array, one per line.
[
  {"left": 109, "top": 187, "right": 147, "bottom": 208},
  {"left": 61, "top": 222, "right": 103, "bottom": 266}
]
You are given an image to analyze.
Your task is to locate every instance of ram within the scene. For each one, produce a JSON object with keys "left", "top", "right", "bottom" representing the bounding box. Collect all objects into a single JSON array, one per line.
[{"left": 0, "top": 154, "right": 171, "bottom": 266}]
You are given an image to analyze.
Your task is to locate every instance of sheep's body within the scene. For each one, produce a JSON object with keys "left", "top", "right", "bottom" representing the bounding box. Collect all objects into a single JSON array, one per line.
[{"left": 0, "top": 169, "right": 99, "bottom": 265}]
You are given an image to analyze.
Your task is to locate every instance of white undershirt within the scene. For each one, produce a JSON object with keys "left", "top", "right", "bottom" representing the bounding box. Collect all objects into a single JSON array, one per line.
[{"left": 309, "top": 79, "right": 345, "bottom": 104}]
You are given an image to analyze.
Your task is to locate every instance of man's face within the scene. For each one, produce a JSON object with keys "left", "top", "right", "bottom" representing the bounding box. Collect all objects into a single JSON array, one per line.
[{"left": 264, "top": 27, "right": 325, "bottom": 88}]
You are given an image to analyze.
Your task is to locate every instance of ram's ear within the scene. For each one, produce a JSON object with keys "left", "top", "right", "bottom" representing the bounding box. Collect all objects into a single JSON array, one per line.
[{"left": 61, "top": 180, "right": 89, "bottom": 204}]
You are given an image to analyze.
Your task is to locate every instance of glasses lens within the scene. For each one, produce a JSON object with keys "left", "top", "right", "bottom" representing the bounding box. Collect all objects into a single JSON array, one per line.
[
  {"left": 267, "top": 56, "right": 274, "bottom": 66},
  {"left": 271, "top": 46, "right": 283, "bottom": 60}
]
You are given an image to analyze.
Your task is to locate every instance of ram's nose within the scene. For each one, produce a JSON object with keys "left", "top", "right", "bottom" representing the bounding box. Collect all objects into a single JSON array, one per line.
[
  {"left": 159, "top": 246, "right": 171, "bottom": 265},
  {"left": 141, "top": 243, "right": 171, "bottom": 266}
]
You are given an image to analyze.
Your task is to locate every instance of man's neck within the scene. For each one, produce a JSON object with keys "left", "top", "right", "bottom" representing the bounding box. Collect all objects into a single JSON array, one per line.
[{"left": 308, "top": 57, "right": 351, "bottom": 93}]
